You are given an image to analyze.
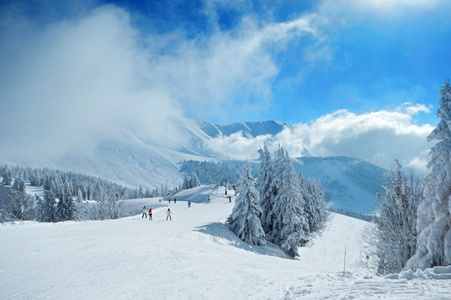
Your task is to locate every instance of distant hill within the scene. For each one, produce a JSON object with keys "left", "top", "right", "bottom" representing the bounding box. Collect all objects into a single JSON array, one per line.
[
  {"left": 1, "top": 118, "right": 386, "bottom": 215},
  {"left": 293, "top": 156, "right": 386, "bottom": 215}
]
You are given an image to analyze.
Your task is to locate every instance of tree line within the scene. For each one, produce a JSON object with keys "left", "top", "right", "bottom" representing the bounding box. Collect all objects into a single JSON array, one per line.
[{"left": 0, "top": 164, "right": 174, "bottom": 222}]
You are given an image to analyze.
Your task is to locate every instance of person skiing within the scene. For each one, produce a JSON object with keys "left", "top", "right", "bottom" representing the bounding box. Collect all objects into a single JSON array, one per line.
[
  {"left": 148, "top": 208, "right": 152, "bottom": 220},
  {"left": 142, "top": 206, "right": 147, "bottom": 219},
  {"left": 166, "top": 208, "right": 172, "bottom": 221},
  {"left": 188, "top": 200, "right": 191, "bottom": 208},
  {"left": 174, "top": 198, "right": 176, "bottom": 204},
  {"left": 228, "top": 195, "right": 232, "bottom": 203}
]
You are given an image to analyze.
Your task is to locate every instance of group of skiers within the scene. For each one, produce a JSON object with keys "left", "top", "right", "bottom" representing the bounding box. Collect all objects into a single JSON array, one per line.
[
  {"left": 141, "top": 194, "right": 230, "bottom": 221},
  {"left": 142, "top": 206, "right": 172, "bottom": 221},
  {"left": 142, "top": 206, "right": 153, "bottom": 220}
]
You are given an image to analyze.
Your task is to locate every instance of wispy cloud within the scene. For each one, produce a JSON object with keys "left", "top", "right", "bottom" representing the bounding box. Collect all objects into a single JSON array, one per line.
[
  {"left": 0, "top": 5, "right": 185, "bottom": 161},
  {"left": 0, "top": 1, "right": 324, "bottom": 163}
]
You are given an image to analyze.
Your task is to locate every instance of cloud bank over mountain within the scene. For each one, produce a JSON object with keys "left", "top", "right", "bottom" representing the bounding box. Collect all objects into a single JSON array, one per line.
[
  {"left": 0, "top": 0, "right": 442, "bottom": 174},
  {"left": 205, "top": 104, "right": 434, "bottom": 173}
]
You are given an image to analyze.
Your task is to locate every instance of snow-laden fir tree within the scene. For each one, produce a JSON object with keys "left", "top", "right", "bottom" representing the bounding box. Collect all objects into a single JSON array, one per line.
[
  {"left": 182, "top": 172, "right": 201, "bottom": 189},
  {"left": 407, "top": 78, "right": 451, "bottom": 270},
  {"left": 270, "top": 148, "right": 309, "bottom": 257},
  {"left": 2, "top": 171, "right": 12, "bottom": 186},
  {"left": 228, "top": 162, "right": 266, "bottom": 246},
  {"left": 56, "top": 180, "right": 77, "bottom": 221},
  {"left": 77, "top": 188, "right": 83, "bottom": 203},
  {"left": 9, "top": 178, "right": 28, "bottom": 220},
  {"left": 374, "top": 161, "right": 421, "bottom": 274},
  {"left": 37, "top": 190, "right": 56, "bottom": 222},
  {"left": 88, "top": 193, "right": 119, "bottom": 220},
  {"left": 257, "top": 145, "right": 275, "bottom": 234},
  {"left": 182, "top": 174, "right": 191, "bottom": 189},
  {"left": 190, "top": 171, "right": 201, "bottom": 188},
  {"left": 302, "top": 175, "right": 328, "bottom": 234}
]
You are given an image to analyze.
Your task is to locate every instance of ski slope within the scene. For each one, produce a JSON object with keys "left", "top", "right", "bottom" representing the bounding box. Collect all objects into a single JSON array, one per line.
[{"left": 1, "top": 186, "right": 450, "bottom": 299}]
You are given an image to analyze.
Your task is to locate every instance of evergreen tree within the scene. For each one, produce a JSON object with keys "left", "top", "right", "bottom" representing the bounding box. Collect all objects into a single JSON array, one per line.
[
  {"left": 257, "top": 145, "right": 275, "bottom": 234},
  {"left": 190, "top": 171, "right": 201, "bottom": 188},
  {"left": 2, "top": 172, "right": 12, "bottom": 185},
  {"left": 182, "top": 174, "right": 191, "bottom": 189},
  {"left": 270, "top": 148, "right": 309, "bottom": 257},
  {"left": 77, "top": 188, "right": 83, "bottom": 203},
  {"left": 37, "top": 190, "right": 56, "bottom": 222},
  {"left": 407, "top": 78, "right": 451, "bottom": 270},
  {"left": 303, "top": 176, "right": 328, "bottom": 234},
  {"left": 89, "top": 194, "right": 119, "bottom": 220},
  {"left": 228, "top": 162, "right": 266, "bottom": 246},
  {"left": 0, "top": 194, "right": 10, "bottom": 222},
  {"left": 374, "top": 161, "right": 421, "bottom": 274},
  {"left": 56, "top": 181, "right": 77, "bottom": 221},
  {"left": 9, "top": 178, "right": 27, "bottom": 220}
]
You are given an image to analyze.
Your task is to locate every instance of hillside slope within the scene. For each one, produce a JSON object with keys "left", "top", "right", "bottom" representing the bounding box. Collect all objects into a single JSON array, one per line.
[
  {"left": 293, "top": 157, "right": 386, "bottom": 214},
  {"left": 1, "top": 119, "right": 387, "bottom": 215},
  {"left": 1, "top": 185, "right": 450, "bottom": 299}
]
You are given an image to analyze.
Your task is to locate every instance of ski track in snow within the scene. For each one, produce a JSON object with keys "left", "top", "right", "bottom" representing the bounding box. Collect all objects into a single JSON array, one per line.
[{"left": 1, "top": 186, "right": 451, "bottom": 299}]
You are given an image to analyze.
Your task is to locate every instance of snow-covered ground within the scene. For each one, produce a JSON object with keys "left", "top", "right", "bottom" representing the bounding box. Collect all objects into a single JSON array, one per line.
[{"left": 1, "top": 185, "right": 450, "bottom": 299}]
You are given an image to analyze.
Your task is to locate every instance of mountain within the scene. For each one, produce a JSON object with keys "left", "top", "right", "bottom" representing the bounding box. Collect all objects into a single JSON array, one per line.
[
  {"left": 1, "top": 118, "right": 386, "bottom": 215},
  {"left": 192, "top": 118, "right": 288, "bottom": 138},
  {"left": 293, "top": 156, "right": 386, "bottom": 215}
]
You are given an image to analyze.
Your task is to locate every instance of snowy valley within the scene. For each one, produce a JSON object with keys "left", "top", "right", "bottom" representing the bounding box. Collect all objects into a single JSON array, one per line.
[{"left": 0, "top": 119, "right": 385, "bottom": 216}]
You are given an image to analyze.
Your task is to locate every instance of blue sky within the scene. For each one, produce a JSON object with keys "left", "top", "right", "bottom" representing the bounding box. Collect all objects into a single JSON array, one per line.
[
  {"left": 0, "top": 0, "right": 450, "bottom": 171},
  {"left": 99, "top": 0, "right": 451, "bottom": 125}
]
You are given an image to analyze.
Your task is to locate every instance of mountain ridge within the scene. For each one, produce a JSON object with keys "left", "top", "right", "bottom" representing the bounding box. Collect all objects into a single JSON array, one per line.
[{"left": 1, "top": 118, "right": 385, "bottom": 214}]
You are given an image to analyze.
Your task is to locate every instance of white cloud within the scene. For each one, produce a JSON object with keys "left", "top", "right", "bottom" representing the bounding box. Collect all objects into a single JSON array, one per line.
[
  {"left": 397, "top": 102, "right": 432, "bottom": 116},
  {"left": 0, "top": 2, "right": 321, "bottom": 163},
  {"left": 145, "top": 12, "right": 319, "bottom": 120},
  {"left": 204, "top": 132, "right": 271, "bottom": 160},
  {"left": 205, "top": 104, "right": 435, "bottom": 173},
  {"left": 0, "top": 5, "right": 185, "bottom": 161}
]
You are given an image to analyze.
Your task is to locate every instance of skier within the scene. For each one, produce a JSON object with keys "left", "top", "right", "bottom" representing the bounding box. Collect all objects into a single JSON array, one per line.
[
  {"left": 228, "top": 195, "right": 232, "bottom": 203},
  {"left": 148, "top": 208, "right": 152, "bottom": 220},
  {"left": 188, "top": 200, "right": 191, "bottom": 208},
  {"left": 174, "top": 198, "right": 176, "bottom": 204},
  {"left": 207, "top": 195, "right": 210, "bottom": 203},
  {"left": 166, "top": 208, "right": 172, "bottom": 221},
  {"left": 169, "top": 199, "right": 171, "bottom": 203},
  {"left": 142, "top": 206, "right": 147, "bottom": 219}
]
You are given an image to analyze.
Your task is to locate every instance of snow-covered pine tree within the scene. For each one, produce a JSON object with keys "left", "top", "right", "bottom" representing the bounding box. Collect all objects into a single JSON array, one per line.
[
  {"left": 303, "top": 176, "right": 328, "bottom": 233},
  {"left": 257, "top": 145, "right": 275, "bottom": 234},
  {"left": 77, "top": 188, "right": 83, "bottom": 203},
  {"left": 190, "top": 171, "right": 201, "bottom": 188},
  {"left": 0, "top": 192, "right": 10, "bottom": 222},
  {"left": 228, "top": 162, "right": 266, "bottom": 246},
  {"left": 182, "top": 174, "right": 191, "bottom": 189},
  {"left": 88, "top": 192, "right": 119, "bottom": 220},
  {"left": 10, "top": 178, "right": 27, "bottom": 220},
  {"left": 2, "top": 171, "right": 12, "bottom": 186},
  {"left": 37, "top": 190, "right": 56, "bottom": 222},
  {"left": 270, "top": 148, "right": 309, "bottom": 257},
  {"left": 406, "top": 78, "right": 451, "bottom": 270},
  {"left": 374, "top": 161, "right": 421, "bottom": 274},
  {"left": 56, "top": 181, "right": 77, "bottom": 221}
]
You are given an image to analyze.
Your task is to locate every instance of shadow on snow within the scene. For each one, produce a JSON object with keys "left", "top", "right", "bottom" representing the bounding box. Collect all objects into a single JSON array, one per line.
[{"left": 194, "top": 222, "right": 291, "bottom": 259}]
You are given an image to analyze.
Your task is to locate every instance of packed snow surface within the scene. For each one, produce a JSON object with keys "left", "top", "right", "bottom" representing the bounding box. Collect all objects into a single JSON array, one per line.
[{"left": 1, "top": 186, "right": 450, "bottom": 299}]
